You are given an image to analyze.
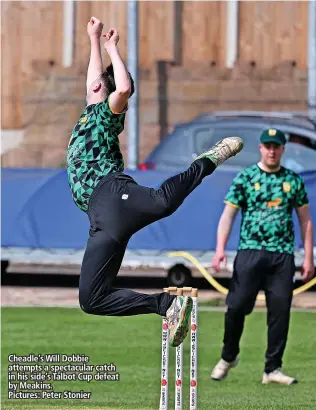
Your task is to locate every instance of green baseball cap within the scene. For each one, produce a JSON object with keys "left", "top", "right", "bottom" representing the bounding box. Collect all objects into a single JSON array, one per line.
[{"left": 260, "top": 128, "right": 286, "bottom": 145}]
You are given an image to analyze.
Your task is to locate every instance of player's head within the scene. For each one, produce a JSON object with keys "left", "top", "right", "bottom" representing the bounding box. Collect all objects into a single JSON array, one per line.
[
  {"left": 86, "top": 64, "right": 135, "bottom": 104},
  {"left": 103, "top": 63, "right": 135, "bottom": 97},
  {"left": 259, "top": 129, "right": 286, "bottom": 170}
]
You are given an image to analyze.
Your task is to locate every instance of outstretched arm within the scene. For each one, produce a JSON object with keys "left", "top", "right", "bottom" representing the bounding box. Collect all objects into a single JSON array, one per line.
[
  {"left": 86, "top": 17, "right": 104, "bottom": 93},
  {"left": 103, "top": 29, "right": 131, "bottom": 113}
]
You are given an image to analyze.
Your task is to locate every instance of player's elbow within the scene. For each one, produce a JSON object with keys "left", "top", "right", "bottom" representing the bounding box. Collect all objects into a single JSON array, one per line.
[{"left": 116, "top": 87, "right": 131, "bottom": 97}]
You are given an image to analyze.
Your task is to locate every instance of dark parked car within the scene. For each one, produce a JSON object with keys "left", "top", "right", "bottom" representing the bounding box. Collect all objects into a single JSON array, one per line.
[{"left": 138, "top": 111, "right": 316, "bottom": 173}]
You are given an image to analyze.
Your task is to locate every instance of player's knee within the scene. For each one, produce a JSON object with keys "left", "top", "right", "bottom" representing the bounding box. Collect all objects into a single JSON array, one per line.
[
  {"left": 79, "top": 299, "right": 94, "bottom": 314},
  {"left": 228, "top": 296, "right": 256, "bottom": 315},
  {"left": 79, "top": 285, "right": 112, "bottom": 315},
  {"left": 79, "top": 291, "right": 96, "bottom": 315}
]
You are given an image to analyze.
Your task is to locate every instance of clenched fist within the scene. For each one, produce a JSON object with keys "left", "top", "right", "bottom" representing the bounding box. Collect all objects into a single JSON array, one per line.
[
  {"left": 87, "top": 17, "right": 103, "bottom": 39},
  {"left": 103, "top": 28, "right": 119, "bottom": 50}
]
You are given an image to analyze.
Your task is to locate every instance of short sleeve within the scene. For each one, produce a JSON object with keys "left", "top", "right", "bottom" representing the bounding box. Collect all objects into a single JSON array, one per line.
[
  {"left": 96, "top": 96, "right": 128, "bottom": 116},
  {"left": 95, "top": 98, "right": 114, "bottom": 116},
  {"left": 224, "top": 172, "right": 246, "bottom": 209},
  {"left": 294, "top": 176, "right": 309, "bottom": 208}
]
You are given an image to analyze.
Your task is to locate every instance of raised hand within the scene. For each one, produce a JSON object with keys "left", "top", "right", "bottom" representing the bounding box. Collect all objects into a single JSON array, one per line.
[
  {"left": 87, "top": 17, "right": 104, "bottom": 39},
  {"left": 103, "top": 28, "right": 119, "bottom": 50}
]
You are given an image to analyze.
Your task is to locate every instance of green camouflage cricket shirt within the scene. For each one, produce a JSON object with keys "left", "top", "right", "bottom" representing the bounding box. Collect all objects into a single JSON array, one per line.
[
  {"left": 67, "top": 98, "right": 125, "bottom": 212},
  {"left": 225, "top": 164, "right": 309, "bottom": 254}
]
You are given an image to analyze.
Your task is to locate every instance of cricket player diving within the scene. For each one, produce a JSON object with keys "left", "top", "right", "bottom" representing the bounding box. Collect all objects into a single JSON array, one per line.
[{"left": 66, "top": 17, "right": 243, "bottom": 347}]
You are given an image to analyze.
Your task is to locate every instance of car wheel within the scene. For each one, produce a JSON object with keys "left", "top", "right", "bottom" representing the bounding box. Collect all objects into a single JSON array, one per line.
[{"left": 167, "top": 264, "right": 192, "bottom": 287}]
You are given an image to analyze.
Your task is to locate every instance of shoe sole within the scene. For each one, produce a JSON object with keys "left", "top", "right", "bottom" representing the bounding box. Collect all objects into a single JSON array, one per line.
[
  {"left": 262, "top": 379, "right": 298, "bottom": 385},
  {"left": 169, "top": 297, "right": 193, "bottom": 347},
  {"left": 211, "top": 375, "right": 228, "bottom": 381}
]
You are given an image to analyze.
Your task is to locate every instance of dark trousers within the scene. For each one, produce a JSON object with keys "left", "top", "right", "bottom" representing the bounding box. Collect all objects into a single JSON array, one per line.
[
  {"left": 221, "top": 249, "right": 295, "bottom": 373},
  {"left": 79, "top": 158, "right": 215, "bottom": 317}
]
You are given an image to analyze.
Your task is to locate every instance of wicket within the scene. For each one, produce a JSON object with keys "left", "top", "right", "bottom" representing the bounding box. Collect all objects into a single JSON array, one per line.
[{"left": 159, "top": 287, "right": 198, "bottom": 410}]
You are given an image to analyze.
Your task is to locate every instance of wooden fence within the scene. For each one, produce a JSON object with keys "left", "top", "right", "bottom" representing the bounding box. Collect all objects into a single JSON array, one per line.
[{"left": 1, "top": 1, "right": 309, "bottom": 138}]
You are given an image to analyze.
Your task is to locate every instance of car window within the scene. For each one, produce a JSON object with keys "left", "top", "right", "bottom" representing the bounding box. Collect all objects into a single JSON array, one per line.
[
  {"left": 272, "top": 130, "right": 316, "bottom": 172},
  {"left": 282, "top": 142, "right": 316, "bottom": 172},
  {"left": 287, "top": 132, "right": 315, "bottom": 149},
  {"left": 193, "top": 127, "right": 216, "bottom": 156},
  {"left": 148, "top": 127, "right": 190, "bottom": 167},
  {"left": 194, "top": 126, "right": 265, "bottom": 168}
]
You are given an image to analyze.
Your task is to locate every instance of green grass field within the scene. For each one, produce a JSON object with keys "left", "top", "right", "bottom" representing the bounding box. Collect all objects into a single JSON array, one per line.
[{"left": 2, "top": 307, "right": 316, "bottom": 410}]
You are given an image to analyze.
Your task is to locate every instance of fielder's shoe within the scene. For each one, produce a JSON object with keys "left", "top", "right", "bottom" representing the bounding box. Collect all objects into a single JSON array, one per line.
[
  {"left": 195, "top": 137, "right": 244, "bottom": 167},
  {"left": 211, "top": 357, "right": 239, "bottom": 381},
  {"left": 262, "top": 369, "right": 298, "bottom": 385},
  {"left": 166, "top": 296, "right": 193, "bottom": 347}
]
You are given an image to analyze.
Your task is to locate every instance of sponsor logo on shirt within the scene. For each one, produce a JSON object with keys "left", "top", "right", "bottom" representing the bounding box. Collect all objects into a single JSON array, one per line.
[
  {"left": 283, "top": 182, "right": 291, "bottom": 192},
  {"left": 267, "top": 198, "right": 282, "bottom": 208}
]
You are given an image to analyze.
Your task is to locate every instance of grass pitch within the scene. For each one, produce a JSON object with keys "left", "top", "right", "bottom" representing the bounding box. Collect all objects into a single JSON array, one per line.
[{"left": 2, "top": 307, "right": 316, "bottom": 409}]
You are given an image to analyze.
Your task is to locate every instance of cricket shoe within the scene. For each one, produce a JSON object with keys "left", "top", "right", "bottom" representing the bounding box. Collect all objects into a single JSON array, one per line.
[
  {"left": 195, "top": 137, "right": 244, "bottom": 167},
  {"left": 166, "top": 296, "right": 193, "bottom": 347},
  {"left": 262, "top": 369, "right": 298, "bottom": 385},
  {"left": 211, "top": 357, "right": 239, "bottom": 381}
]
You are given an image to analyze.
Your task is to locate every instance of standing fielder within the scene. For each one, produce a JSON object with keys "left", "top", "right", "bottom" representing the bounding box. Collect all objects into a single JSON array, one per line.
[
  {"left": 211, "top": 128, "right": 314, "bottom": 384},
  {"left": 66, "top": 17, "right": 243, "bottom": 347}
]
